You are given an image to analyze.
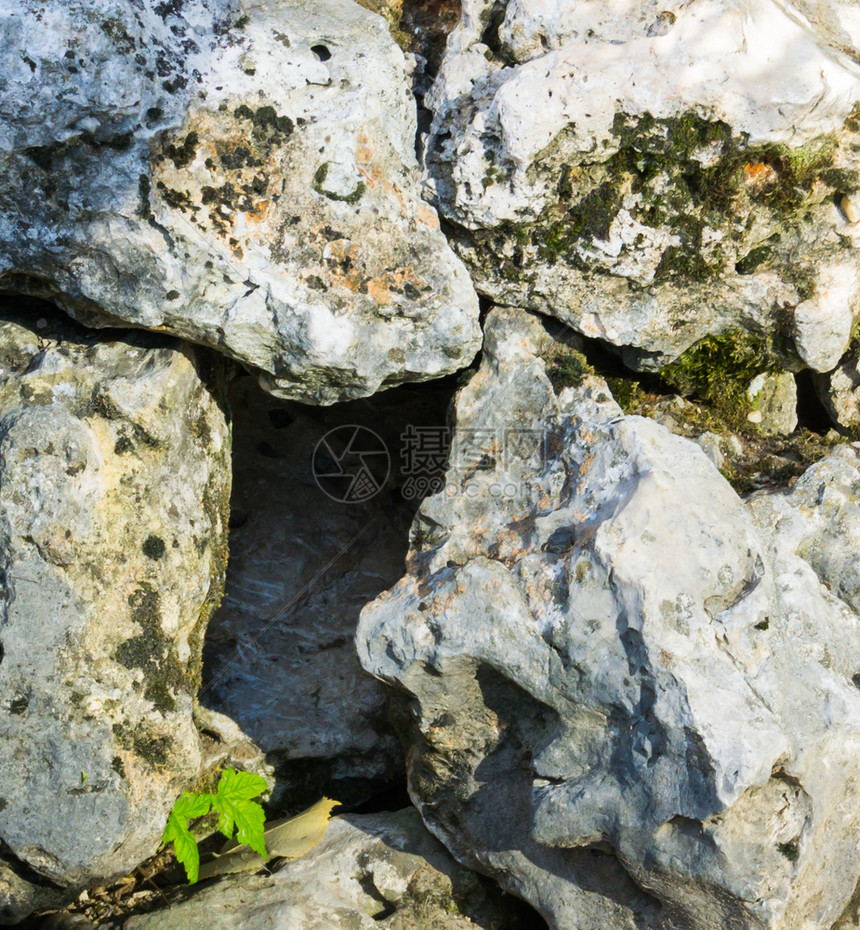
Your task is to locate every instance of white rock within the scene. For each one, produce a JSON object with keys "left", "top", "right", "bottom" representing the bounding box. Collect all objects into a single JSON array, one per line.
[
  {"left": 0, "top": 0, "right": 481, "bottom": 403},
  {"left": 0, "top": 301, "right": 230, "bottom": 921},
  {"left": 746, "top": 371, "right": 798, "bottom": 435},
  {"left": 358, "top": 306, "right": 860, "bottom": 930},
  {"left": 423, "top": 0, "right": 860, "bottom": 367},
  {"left": 817, "top": 354, "right": 860, "bottom": 431}
]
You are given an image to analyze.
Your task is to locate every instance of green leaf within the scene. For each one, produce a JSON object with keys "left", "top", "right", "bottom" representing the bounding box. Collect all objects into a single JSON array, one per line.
[
  {"left": 163, "top": 808, "right": 203, "bottom": 884},
  {"left": 211, "top": 769, "right": 268, "bottom": 856},
  {"left": 232, "top": 799, "right": 267, "bottom": 858},
  {"left": 162, "top": 771, "right": 268, "bottom": 885},
  {"left": 171, "top": 791, "right": 214, "bottom": 822},
  {"left": 216, "top": 768, "right": 268, "bottom": 803}
]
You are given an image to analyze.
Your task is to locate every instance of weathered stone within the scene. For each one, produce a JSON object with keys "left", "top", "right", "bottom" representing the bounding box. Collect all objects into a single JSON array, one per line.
[
  {"left": 745, "top": 371, "right": 798, "bottom": 436},
  {"left": 358, "top": 306, "right": 860, "bottom": 929},
  {"left": 0, "top": 0, "right": 480, "bottom": 403},
  {"left": 423, "top": 0, "right": 860, "bottom": 368},
  {"left": 0, "top": 301, "right": 230, "bottom": 922},
  {"left": 122, "top": 809, "right": 540, "bottom": 930},
  {"left": 816, "top": 354, "right": 860, "bottom": 432},
  {"left": 201, "top": 374, "right": 458, "bottom": 804}
]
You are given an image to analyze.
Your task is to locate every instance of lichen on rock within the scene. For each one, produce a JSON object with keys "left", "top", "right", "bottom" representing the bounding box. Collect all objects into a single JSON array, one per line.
[
  {"left": 0, "top": 299, "right": 230, "bottom": 921},
  {"left": 423, "top": 0, "right": 860, "bottom": 369},
  {"left": 0, "top": 0, "right": 481, "bottom": 404}
]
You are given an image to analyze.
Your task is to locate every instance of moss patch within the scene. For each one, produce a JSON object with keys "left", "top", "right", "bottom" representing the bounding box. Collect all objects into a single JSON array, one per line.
[
  {"left": 312, "top": 162, "right": 366, "bottom": 205},
  {"left": 657, "top": 329, "right": 773, "bottom": 419}
]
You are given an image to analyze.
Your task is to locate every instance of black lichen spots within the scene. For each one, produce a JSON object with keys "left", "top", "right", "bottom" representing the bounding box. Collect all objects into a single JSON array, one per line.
[
  {"left": 142, "top": 534, "right": 166, "bottom": 560},
  {"left": 778, "top": 841, "right": 800, "bottom": 863},
  {"left": 214, "top": 140, "right": 261, "bottom": 171},
  {"left": 100, "top": 18, "right": 137, "bottom": 55},
  {"left": 233, "top": 103, "right": 294, "bottom": 140},
  {"left": 114, "top": 585, "right": 187, "bottom": 715},
  {"left": 164, "top": 130, "right": 199, "bottom": 169},
  {"left": 111, "top": 755, "right": 126, "bottom": 778},
  {"left": 155, "top": 180, "right": 196, "bottom": 212},
  {"left": 313, "top": 162, "right": 366, "bottom": 205},
  {"left": 137, "top": 174, "right": 154, "bottom": 221},
  {"left": 155, "top": 0, "right": 184, "bottom": 19}
]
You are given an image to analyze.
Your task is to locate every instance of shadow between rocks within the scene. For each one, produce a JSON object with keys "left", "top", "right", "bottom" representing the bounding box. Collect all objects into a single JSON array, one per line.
[{"left": 200, "top": 372, "right": 463, "bottom": 810}]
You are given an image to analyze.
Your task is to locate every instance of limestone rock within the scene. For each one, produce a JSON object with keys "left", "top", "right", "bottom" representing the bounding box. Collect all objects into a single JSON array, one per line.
[
  {"left": 745, "top": 371, "right": 798, "bottom": 436},
  {"left": 0, "top": 0, "right": 480, "bottom": 404},
  {"left": 423, "top": 0, "right": 860, "bottom": 368},
  {"left": 122, "top": 809, "right": 538, "bottom": 930},
  {"left": 0, "top": 301, "right": 230, "bottom": 921},
  {"left": 357, "top": 306, "right": 860, "bottom": 929},
  {"left": 817, "top": 354, "right": 860, "bottom": 432}
]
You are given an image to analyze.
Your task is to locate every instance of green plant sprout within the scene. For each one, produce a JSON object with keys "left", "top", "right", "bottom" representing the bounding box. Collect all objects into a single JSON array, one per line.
[{"left": 162, "top": 768, "right": 268, "bottom": 884}]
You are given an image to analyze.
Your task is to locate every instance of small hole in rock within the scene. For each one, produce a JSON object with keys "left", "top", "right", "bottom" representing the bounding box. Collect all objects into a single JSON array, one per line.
[{"left": 311, "top": 44, "right": 331, "bottom": 61}]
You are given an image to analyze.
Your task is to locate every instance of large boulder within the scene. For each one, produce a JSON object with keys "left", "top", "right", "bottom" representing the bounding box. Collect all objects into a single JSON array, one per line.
[
  {"left": 0, "top": 302, "right": 230, "bottom": 923},
  {"left": 423, "top": 0, "right": 860, "bottom": 369},
  {"left": 357, "top": 306, "right": 860, "bottom": 929},
  {"left": 0, "top": 0, "right": 480, "bottom": 403}
]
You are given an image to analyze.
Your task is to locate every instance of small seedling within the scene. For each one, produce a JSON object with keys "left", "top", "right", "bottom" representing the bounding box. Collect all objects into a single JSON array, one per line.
[{"left": 162, "top": 768, "right": 268, "bottom": 884}]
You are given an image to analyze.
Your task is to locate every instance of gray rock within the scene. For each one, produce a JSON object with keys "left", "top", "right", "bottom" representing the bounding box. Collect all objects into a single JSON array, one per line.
[
  {"left": 816, "top": 354, "right": 860, "bottom": 432},
  {"left": 745, "top": 371, "right": 798, "bottom": 436},
  {"left": 422, "top": 0, "right": 860, "bottom": 368},
  {"left": 122, "top": 809, "right": 538, "bottom": 930},
  {"left": 0, "top": 0, "right": 480, "bottom": 403},
  {"left": 357, "top": 306, "right": 860, "bottom": 929},
  {"left": 0, "top": 302, "right": 230, "bottom": 921}
]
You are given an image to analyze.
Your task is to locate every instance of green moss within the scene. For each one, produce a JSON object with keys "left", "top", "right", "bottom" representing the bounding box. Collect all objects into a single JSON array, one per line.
[
  {"left": 112, "top": 723, "right": 171, "bottom": 768},
  {"left": 545, "top": 347, "right": 593, "bottom": 392},
  {"left": 116, "top": 585, "right": 187, "bottom": 715},
  {"left": 514, "top": 110, "right": 850, "bottom": 286},
  {"left": 658, "top": 329, "right": 773, "bottom": 418},
  {"left": 312, "top": 162, "right": 366, "bottom": 205}
]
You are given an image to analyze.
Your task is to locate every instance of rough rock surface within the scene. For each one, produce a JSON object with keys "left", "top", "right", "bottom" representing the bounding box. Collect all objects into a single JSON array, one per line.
[
  {"left": 358, "top": 306, "right": 860, "bottom": 929},
  {"left": 423, "top": 0, "right": 860, "bottom": 368},
  {"left": 202, "top": 373, "right": 459, "bottom": 804},
  {"left": 745, "top": 371, "right": 797, "bottom": 436},
  {"left": 0, "top": 0, "right": 480, "bottom": 403},
  {"left": 0, "top": 302, "right": 230, "bottom": 923},
  {"left": 817, "top": 353, "right": 860, "bottom": 432},
  {"left": 123, "top": 809, "right": 539, "bottom": 930}
]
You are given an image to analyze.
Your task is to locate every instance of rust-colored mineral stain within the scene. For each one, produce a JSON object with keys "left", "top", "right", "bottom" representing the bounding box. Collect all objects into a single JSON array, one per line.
[{"left": 743, "top": 161, "right": 778, "bottom": 191}]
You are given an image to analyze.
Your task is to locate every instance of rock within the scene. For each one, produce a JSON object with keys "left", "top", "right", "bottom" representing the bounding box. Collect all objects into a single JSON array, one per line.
[
  {"left": 745, "top": 371, "right": 798, "bottom": 436},
  {"left": 122, "top": 809, "right": 540, "bottom": 930},
  {"left": 422, "top": 0, "right": 860, "bottom": 367},
  {"left": 816, "top": 354, "right": 860, "bottom": 432},
  {"left": 357, "top": 306, "right": 860, "bottom": 929},
  {"left": 201, "top": 373, "right": 458, "bottom": 805},
  {"left": 0, "top": 300, "right": 230, "bottom": 922},
  {"left": 0, "top": 0, "right": 480, "bottom": 404},
  {"left": 749, "top": 442, "right": 860, "bottom": 616}
]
